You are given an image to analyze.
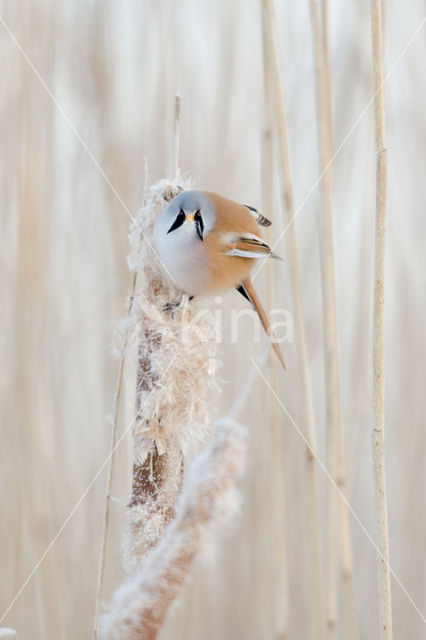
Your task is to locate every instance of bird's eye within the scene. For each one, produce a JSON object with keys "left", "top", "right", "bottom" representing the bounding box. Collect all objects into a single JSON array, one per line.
[{"left": 167, "top": 209, "right": 185, "bottom": 234}]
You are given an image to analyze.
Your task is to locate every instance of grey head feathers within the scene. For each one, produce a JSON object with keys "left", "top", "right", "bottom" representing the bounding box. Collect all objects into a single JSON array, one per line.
[{"left": 162, "top": 190, "right": 217, "bottom": 237}]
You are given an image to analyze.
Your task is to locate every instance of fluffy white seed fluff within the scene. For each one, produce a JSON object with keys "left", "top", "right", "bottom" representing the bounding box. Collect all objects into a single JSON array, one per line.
[{"left": 100, "top": 418, "right": 246, "bottom": 640}]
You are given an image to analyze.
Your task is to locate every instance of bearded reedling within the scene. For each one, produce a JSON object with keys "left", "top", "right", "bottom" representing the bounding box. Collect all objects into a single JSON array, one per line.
[{"left": 154, "top": 190, "right": 286, "bottom": 369}]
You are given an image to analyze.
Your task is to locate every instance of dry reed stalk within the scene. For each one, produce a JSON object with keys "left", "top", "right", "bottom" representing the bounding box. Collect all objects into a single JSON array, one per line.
[
  {"left": 309, "top": 1, "right": 338, "bottom": 633},
  {"left": 261, "top": 10, "right": 288, "bottom": 637},
  {"left": 100, "top": 418, "right": 245, "bottom": 640},
  {"left": 261, "top": 1, "right": 323, "bottom": 637},
  {"left": 320, "top": 2, "right": 359, "bottom": 634},
  {"left": 338, "top": 496, "right": 357, "bottom": 638},
  {"left": 370, "top": 1, "right": 392, "bottom": 637},
  {"left": 268, "top": 388, "right": 288, "bottom": 640},
  {"left": 308, "top": 1, "right": 357, "bottom": 636},
  {"left": 171, "top": 94, "right": 181, "bottom": 179}
]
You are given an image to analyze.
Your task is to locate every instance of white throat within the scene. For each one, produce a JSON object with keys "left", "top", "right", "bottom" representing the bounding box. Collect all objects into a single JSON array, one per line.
[{"left": 153, "top": 219, "right": 208, "bottom": 295}]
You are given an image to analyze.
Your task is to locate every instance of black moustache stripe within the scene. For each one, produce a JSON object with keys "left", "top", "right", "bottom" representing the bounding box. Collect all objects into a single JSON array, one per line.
[
  {"left": 167, "top": 209, "right": 185, "bottom": 233},
  {"left": 195, "top": 211, "right": 204, "bottom": 240}
]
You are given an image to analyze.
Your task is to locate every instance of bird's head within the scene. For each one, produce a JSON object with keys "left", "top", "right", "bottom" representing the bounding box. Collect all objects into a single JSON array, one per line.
[{"left": 155, "top": 190, "right": 216, "bottom": 243}]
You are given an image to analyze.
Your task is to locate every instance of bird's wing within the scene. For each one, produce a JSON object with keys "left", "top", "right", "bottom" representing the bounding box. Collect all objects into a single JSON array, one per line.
[
  {"left": 243, "top": 204, "right": 272, "bottom": 227},
  {"left": 225, "top": 233, "right": 282, "bottom": 260}
]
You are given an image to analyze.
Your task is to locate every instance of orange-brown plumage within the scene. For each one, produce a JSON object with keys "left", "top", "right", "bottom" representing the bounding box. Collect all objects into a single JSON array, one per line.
[{"left": 201, "top": 191, "right": 264, "bottom": 294}]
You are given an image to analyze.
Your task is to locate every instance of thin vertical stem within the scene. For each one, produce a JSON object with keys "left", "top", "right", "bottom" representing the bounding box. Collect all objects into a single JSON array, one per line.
[
  {"left": 93, "top": 159, "right": 149, "bottom": 640},
  {"left": 310, "top": 0, "right": 338, "bottom": 633},
  {"left": 370, "top": 0, "right": 392, "bottom": 638},
  {"left": 171, "top": 94, "right": 181, "bottom": 180},
  {"left": 338, "top": 496, "right": 357, "bottom": 640},
  {"left": 93, "top": 334, "right": 131, "bottom": 640},
  {"left": 261, "top": 1, "right": 324, "bottom": 637},
  {"left": 309, "top": 1, "right": 357, "bottom": 638},
  {"left": 261, "top": 15, "right": 288, "bottom": 636}
]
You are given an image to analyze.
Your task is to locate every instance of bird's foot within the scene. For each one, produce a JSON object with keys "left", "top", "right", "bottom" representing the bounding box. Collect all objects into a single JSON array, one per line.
[
  {"left": 162, "top": 295, "right": 195, "bottom": 316},
  {"left": 163, "top": 301, "right": 180, "bottom": 314}
]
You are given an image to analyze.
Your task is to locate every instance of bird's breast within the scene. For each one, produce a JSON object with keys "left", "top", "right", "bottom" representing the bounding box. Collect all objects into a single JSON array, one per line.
[{"left": 154, "top": 227, "right": 210, "bottom": 296}]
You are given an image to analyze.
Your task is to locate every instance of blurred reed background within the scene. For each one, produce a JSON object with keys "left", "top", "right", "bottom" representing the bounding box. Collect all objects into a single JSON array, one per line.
[{"left": 1, "top": 0, "right": 426, "bottom": 638}]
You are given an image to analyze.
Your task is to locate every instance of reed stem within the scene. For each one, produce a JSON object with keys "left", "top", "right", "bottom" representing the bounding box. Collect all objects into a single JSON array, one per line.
[
  {"left": 93, "top": 160, "right": 149, "bottom": 640},
  {"left": 308, "top": 1, "right": 357, "bottom": 637},
  {"left": 370, "top": 0, "right": 392, "bottom": 637},
  {"left": 171, "top": 94, "right": 181, "bottom": 180},
  {"left": 261, "top": 1, "right": 324, "bottom": 636}
]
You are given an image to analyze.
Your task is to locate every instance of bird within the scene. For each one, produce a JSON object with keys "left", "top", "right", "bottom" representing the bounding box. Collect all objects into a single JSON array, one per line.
[{"left": 153, "top": 190, "right": 285, "bottom": 369}]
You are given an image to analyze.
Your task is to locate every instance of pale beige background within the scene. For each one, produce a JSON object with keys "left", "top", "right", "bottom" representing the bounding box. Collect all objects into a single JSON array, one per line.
[{"left": 1, "top": 1, "right": 425, "bottom": 638}]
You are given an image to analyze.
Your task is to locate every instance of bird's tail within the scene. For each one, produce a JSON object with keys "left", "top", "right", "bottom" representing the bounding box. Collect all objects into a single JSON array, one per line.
[{"left": 242, "top": 277, "right": 286, "bottom": 370}]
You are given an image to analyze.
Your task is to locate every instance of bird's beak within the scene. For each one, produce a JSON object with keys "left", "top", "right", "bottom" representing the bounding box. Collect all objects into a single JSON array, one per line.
[{"left": 185, "top": 212, "right": 203, "bottom": 241}]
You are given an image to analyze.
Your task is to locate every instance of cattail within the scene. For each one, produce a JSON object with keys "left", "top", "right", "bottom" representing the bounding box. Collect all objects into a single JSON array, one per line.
[{"left": 100, "top": 418, "right": 246, "bottom": 640}]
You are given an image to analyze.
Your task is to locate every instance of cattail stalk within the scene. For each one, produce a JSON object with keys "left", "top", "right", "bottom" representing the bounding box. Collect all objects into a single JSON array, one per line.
[
  {"left": 124, "top": 99, "right": 186, "bottom": 569},
  {"left": 261, "top": 0, "right": 323, "bottom": 637},
  {"left": 370, "top": 0, "right": 392, "bottom": 637},
  {"left": 308, "top": 1, "right": 356, "bottom": 637}
]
